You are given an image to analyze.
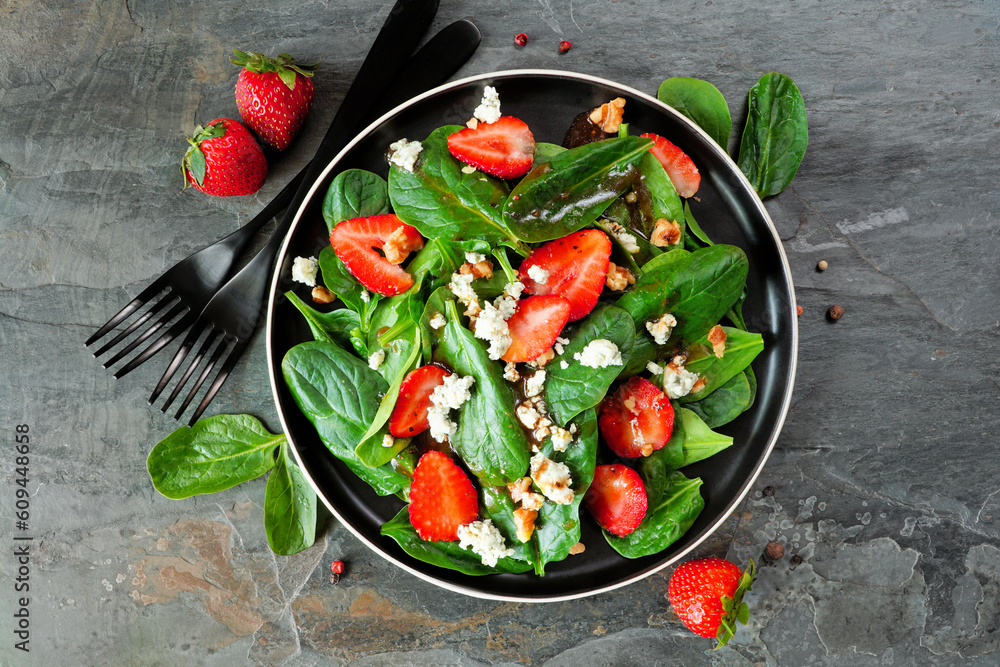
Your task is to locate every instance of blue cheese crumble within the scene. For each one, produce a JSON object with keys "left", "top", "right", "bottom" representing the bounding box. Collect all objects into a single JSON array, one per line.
[
  {"left": 573, "top": 339, "right": 623, "bottom": 368},
  {"left": 388, "top": 138, "right": 423, "bottom": 172},
  {"left": 457, "top": 519, "right": 514, "bottom": 566},
  {"left": 291, "top": 256, "right": 319, "bottom": 287}
]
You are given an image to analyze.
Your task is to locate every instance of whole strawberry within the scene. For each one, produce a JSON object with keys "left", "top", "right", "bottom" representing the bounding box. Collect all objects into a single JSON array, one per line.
[
  {"left": 668, "top": 557, "right": 756, "bottom": 648},
  {"left": 181, "top": 118, "right": 267, "bottom": 196},
  {"left": 231, "top": 49, "right": 318, "bottom": 150}
]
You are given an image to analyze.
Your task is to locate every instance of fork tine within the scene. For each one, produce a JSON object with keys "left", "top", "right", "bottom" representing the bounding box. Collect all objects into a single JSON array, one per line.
[
  {"left": 114, "top": 312, "right": 199, "bottom": 380},
  {"left": 85, "top": 277, "right": 168, "bottom": 347},
  {"left": 173, "top": 334, "right": 233, "bottom": 421},
  {"left": 160, "top": 328, "right": 222, "bottom": 413},
  {"left": 187, "top": 338, "right": 249, "bottom": 425},
  {"left": 92, "top": 289, "right": 179, "bottom": 359},
  {"left": 147, "top": 318, "right": 205, "bottom": 402},
  {"left": 100, "top": 300, "right": 187, "bottom": 368}
]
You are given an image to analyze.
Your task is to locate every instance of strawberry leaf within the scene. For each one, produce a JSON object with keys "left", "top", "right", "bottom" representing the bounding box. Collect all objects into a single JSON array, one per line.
[
  {"left": 278, "top": 67, "right": 298, "bottom": 91},
  {"left": 187, "top": 146, "right": 206, "bottom": 185}
]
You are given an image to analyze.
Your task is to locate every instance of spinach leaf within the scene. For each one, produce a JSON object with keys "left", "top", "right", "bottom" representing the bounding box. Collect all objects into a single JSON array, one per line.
[
  {"left": 264, "top": 441, "right": 317, "bottom": 555},
  {"left": 678, "top": 407, "right": 734, "bottom": 467},
  {"left": 322, "top": 168, "right": 390, "bottom": 232},
  {"left": 681, "top": 327, "right": 764, "bottom": 402},
  {"left": 605, "top": 470, "right": 703, "bottom": 559},
  {"left": 480, "top": 485, "right": 540, "bottom": 568},
  {"left": 657, "top": 77, "right": 732, "bottom": 149},
  {"left": 545, "top": 305, "right": 635, "bottom": 426},
  {"left": 530, "top": 408, "right": 598, "bottom": 574},
  {"left": 683, "top": 200, "right": 713, "bottom": 249},
  {"left": 285, "top": 290, "right": 360, "bottom": 348},
  {"left": 434, "top": 302, "right": 531, "bottom": 485},
  {"left": 281, "top": 340, "right": 409, "bottom": 496},
  {"left": 682, "top": 371, "right": 752, "bottom": 428},
  {"left": 503, "top": 136, "right": 653, "bottom": 243},
  {"left": 533, "top": 141, "right": 567, "bottom": 163},
  {"left": 317, "top": 245, "right": 381, "bottom": 319},
  {"left": 406, "top": 237, "right": 491, "bottom": 289},
  {"left": 638, "top": 151, "right": 684, "bottom": 231},
  {"left": 388, "top": 126, "right": 519, "bottom": 248},
  {"left": 617, "top": 244, "right": 748, "bottom": 343},
  {"left": 737, "top": 72, "right": 808, "bottom": 198},
  {"left": 380, "top": 507, "right": 534, "bottom": 575},
  {"left": 147, "top": 414, "right": 282, "bottom": 499},
  {"left": 354, "top": 332, "right": 421, "bottom": 468}
]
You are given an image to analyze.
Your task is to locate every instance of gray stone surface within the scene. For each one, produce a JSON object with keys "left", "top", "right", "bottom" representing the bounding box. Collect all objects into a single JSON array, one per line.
[{"left": 2, "top": 0, "right": 999, "bottom": 664}]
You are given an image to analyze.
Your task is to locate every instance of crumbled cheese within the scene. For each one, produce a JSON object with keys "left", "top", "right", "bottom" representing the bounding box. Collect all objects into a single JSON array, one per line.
[
  {"left": 646, "top": 313, "right": 678, "bottom": 345},
  {"left": 429, "top": 312, "right": 447, "bottom": 330},
  {"left": 427, "top": 374, "right": 475, "bottom": 442},
  {"left": 360, "top": 289, "right": 371, "bottom": 304},
  {"left": 448, "top": 271, "right": 478, "bottom": 306},
  {"left": 550, "top": 426, "right": 574, "bottom": 452},
  {"left": 291, "top": 256, "right": 319, "bottom": 287},
  {"left": 461, "top": 164, "right": 477, "bottom": 174},
  {"left": 516, "top": 403, "right": 543, "bottom": 430},
  {"left": 524, "top": 370, "right": 546, "bottom": 398},
  {"left": 368, "top": 349, "right": 385, "bottom": 370},
  {"left": 503, "top": 281, "right": 525, "bottom": 301},
  {"left": 554, "top": 336, "right": 570, "bottom": 356},
  {"left": 573, "top": 339, "right": 623, "bottom": 368},
  {"left": 473, "top": 85, "right": 502, "bottom": 124},
  {"left": 382, "top": 434, "right": 395, "bottom": 448},
  {"left": 663, "top": 356, "right": 700, "bottom": 399},
  {"left": 465, "top": 251, "right": 487, "bottom": 265},
  {"left": 559, "top": 360, "right": 569, "bottom": 370},
  {"left": 503, "top": 362, "right": 521, "bottom": 383},
  {"left": 527, "top": 264, "right": 550, "bottom": 285},
  {"left": 387, "top": 138, "right": 423, "bottom": 172},
  {"left": 509, "top": 477, "right": 544, "bottom": 511},
  {"left": 530, "top": 453, "right": 574, "bottom": 505},
  {"left": 457, "top": 519, "right": 514, "bottom": 566},
  {"left": 608, "top": 222, "right": 640, "bottom": 254},
  {"left": 473, "top": 301, "right": 512, "bottom": 360},
  {"left": 646, "top": 361, "right": 664, "bottom": 376}
]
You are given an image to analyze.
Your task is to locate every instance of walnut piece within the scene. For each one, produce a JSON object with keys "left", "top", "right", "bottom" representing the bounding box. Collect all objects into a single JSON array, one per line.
[
  {"left": 707, "top": 324, "right": 727, "bottom": 358},
  {"left": 513, "top": 507, "right": 538, "bottom": 543},
  {"left": 589, "top": 97, "right": 626, "bottom": 133},
  {"left": 533, "top": 347, "right": 556, "bottom": 367},
  {"left": 651, "top": 218, "right": 682, "bottom": 247},
  {"left": 382, "top": 226, "right": 423, "bottom": 264},
  {"left": 311, "top": 286, "right": 335, "bottom": 304},
  {"left": 605, "top": 261, "right": 635, "bottom": 291},
  {"left": 568, "top": 542, "right": 586, "bottom": 556},
  {"left": 458, "top": 259, "right": 494, "bottom": 280}
]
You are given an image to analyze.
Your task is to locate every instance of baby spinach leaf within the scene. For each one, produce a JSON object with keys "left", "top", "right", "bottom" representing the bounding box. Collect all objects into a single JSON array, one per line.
[
  {"left": 546, "top": 305, "right": 635, "bottom": 426},
  {"left": 683, "top": 200, "right": 713, "bottom": 249},
  {"left": 285, "top": 290, "right": 360, "bottom": 348},
  {"left": 147, "top": 414, "right": 282, "bottom": 499},
  {"left": 638, "top": 151, "right": 684, "bottom": 230},
  {"left": 617, "top": 244, "right": 748, "bottom": 343},
  {"left": 682, "top": 371, "right": 752, "bottom": 428},
  {"left": 281, "top": 341, "right": 408, "bottom": 496},
  {"left": 388, "top": 126, "right": 518, "bottom": 248},
  {"left": 322, "top": 168, "right": 390, "bottom": 232},
  {"left": 681, "top": 327, "right": 764, "bottom": 402},
  {"left": 533, "top": 141, "right": 567, "bottom": 163},
  {"left": 657, "top": 77, "right": 732, "bottom": 149},
  {"left": 678, "top": 407, "right": 734, "bottom": 467},
  {"left": 480, "top": 486, "right": 541, "bottom": 568},
  {"left": 380, "top": 507, "right": 533, "bottom": 575},
  {"left": 605, "top": 470, "right": 704, "bottom": 559},
  {"left": 406, "top": 237, "right": 490, "bottom": 288},
  {"left": 502, "top": 136, "right": 653, "bottom": 243},
  {"left": 737, "top": 72, "right": 808, "bottom": 198},
  {"left": 265, "top": 441, "right": 317, "bottom": 555},
  {"left": 355, "top": 332, "right": 421, "bottom": 468},
  {"left": 435, "top": 302, "right": 531, "bottom": 485},
  {"left": 530, "top": 409, "right": 598, "bottom": 574}
]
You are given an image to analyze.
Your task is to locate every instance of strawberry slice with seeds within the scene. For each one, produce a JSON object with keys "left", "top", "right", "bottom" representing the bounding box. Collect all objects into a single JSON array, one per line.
[
  {"left": 583, "top": 464, "right": 648, "bottom": 537},
  {"left": 408, "top": 451, "right": 479, "bottom": 541},
  {"left": 329, "top": 214, "right": 424, "bottom": 296},
  {"left": 640, "top": 133, "right": 701, "bottom": 198},
  {"left": 447, "top": 116, "right": 536, "bottom": 179},
  {"left": 501, "top": 295, "right": 571, "bottom": 363},
  {"left": 518, "top": 229, "right": 612, "bottom": 322},
  {"left": 598, "top": 376, "right": 675, "bottom": 458},
  {"left": 388, "top": 365, "right": 452, "bottom": 438}
]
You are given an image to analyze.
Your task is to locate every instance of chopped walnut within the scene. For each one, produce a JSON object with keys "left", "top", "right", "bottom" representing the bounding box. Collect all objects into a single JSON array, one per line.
[
  {"left": 589, "top": 97, "right": 626, "bottom": 133},
  {"left": 513, "top": 507, "right": 538, "bottom": 543},
  {"left": 707, "top": 324, "right": 727, "bottom": 358},
  {"left": 311, "top": 286, "right": 335, "bottom": 304},
  {"left": 383, "top": 226, "right": 423, "bottom": 264},
  {"left": 651, "top": 218, "right": 682, "bottom": 247},
  {"left": 568, "top": 542, "right": 586, "bottom": 556},
  {"left": 466, "top": 118, "right": 479, "bottom": 129},
  {"left": 508, "top": 477, "right": 544, "bottom": 511},
  {"left": 459, "top": 259, "right": 494, "bottom": 280},
  {"left": 691, "top": 376, "right": 708, "bottom": 394},
  {"left": 605, "top": 261, "right": 636, "bottom": 291},
  {"left": 533, "top": 347, "right": 556, "bottom": 367}
]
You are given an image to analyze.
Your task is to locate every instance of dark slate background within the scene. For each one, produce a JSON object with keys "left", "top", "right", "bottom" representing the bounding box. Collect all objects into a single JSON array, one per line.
[{"left": 2, "top": 0, "right": 999, "bottom": 664}]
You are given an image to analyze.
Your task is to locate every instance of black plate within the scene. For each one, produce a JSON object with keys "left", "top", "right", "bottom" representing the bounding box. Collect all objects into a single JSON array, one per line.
[{"left": 266, "top": 70, "right": 797, "bottom": 601}]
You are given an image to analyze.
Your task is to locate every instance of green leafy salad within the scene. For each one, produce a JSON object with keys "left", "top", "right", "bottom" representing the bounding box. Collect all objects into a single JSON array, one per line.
[{"left": 277, "top": 78, "right": 803, "bottom": 575}]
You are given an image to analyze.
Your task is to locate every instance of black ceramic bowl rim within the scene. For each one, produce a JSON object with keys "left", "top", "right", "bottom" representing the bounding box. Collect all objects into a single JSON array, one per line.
[{"left": 266, "top": 69, "right": 798, "bottom": 602}]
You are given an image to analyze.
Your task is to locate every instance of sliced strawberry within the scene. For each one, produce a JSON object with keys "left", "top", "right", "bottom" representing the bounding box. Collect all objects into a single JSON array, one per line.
[
  {"left": 329, "top": 214, "right": 424, "bottom": 296},
  {"left": 501, "top": 295, "right": 571, "bottom": 363},
  {"left": 447, "top": 116, "right": 536, "bottom": 179},
  {"left": 598, "top": 376, "right": 675, "bottom": 458},
  {"left": 408, "top": 450, "right": 479, "bottom": 541},
  {"left": 640, "top": 133, "right": 701, "bottom": 198},
  {"left": 518, "top": 229, "right": 612, "bottom": 322},
  {"left": 583, "top": 464, "right": 648, "bottom": 537},
  {"left": 388, "top": 365, "right": 452, "bottom": 438}
]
